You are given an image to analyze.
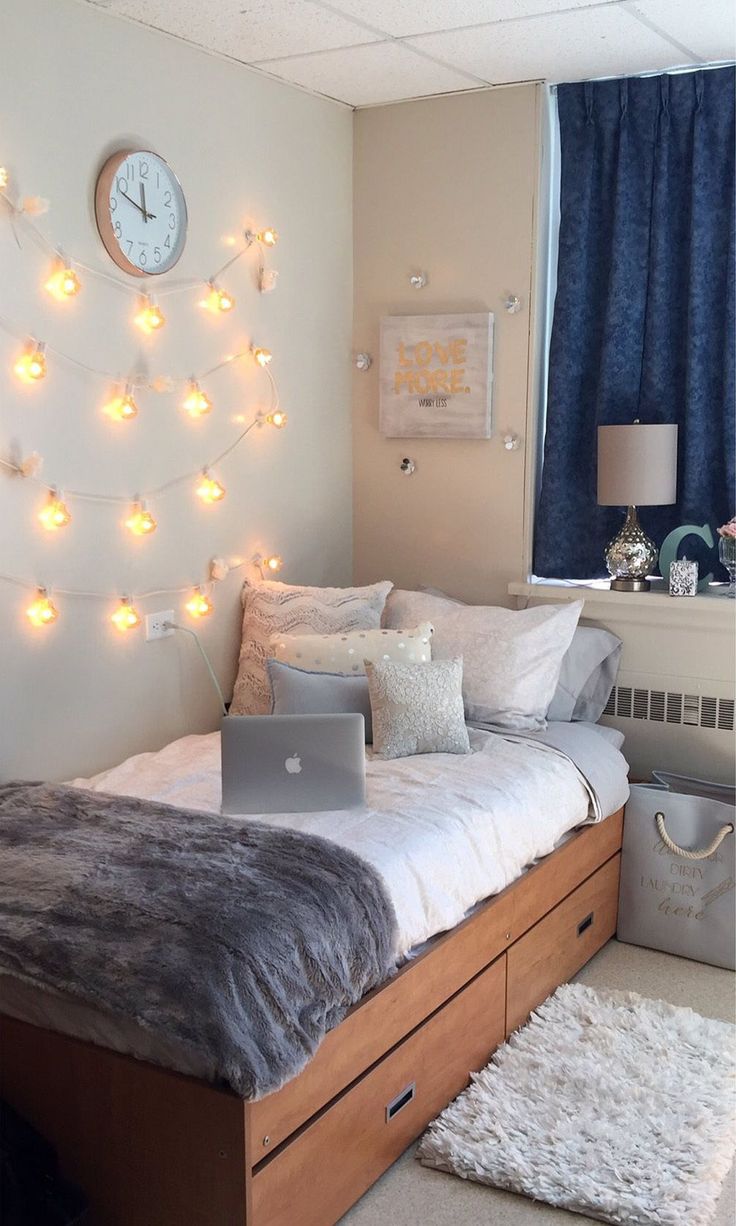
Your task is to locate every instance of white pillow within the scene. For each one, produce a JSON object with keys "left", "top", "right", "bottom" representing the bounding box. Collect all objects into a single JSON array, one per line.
[
  {"left": 383, "top": 590, "right": 583, "bottom": 731},
  {"left": 230, "top": 579, "right": 393, "bottom": 715},
  {"left": 270, "top": 622, "right": 434, "bottom": 675}
]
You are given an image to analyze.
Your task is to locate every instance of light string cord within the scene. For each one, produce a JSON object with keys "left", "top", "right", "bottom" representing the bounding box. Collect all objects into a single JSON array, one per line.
[
  {"left": 0, "top": 558, "right": 252, "bottom": 602},
  {"left": 1, "top": 363, "right": 281, "bottom": 503},
  {"left": 165, "top": 622, "right": 227, "bottom": 716},
  {"left": 0, "top": 191, "right": 267, "bottom": 300}
]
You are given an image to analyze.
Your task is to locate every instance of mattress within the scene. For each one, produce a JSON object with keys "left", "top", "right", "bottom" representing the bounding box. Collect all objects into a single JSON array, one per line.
[{"left": 0, "top": 724, "right": 629, "bottom": 1080}]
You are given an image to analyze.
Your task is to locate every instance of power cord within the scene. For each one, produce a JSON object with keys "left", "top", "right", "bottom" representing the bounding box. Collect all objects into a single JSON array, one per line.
[{"left": 164, "top": 621, "right": 227, "bottom": 717}]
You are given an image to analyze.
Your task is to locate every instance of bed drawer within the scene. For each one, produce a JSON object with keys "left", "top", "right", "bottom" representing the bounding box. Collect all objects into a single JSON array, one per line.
[
  {"left": 506, "top": 852, "right": 620, "bottom": 1034},
  {"left": 251, "top": 954, "right": 506, "bottom": 1226}
]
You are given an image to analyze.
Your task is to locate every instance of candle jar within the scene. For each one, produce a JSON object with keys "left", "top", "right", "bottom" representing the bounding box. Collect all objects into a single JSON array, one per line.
[{"left": 669, "top": 558, "right": 698, "bottom": 597}]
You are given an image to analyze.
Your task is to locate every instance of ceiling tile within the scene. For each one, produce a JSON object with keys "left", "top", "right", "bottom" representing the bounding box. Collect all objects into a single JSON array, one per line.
[
  {"left": 406, "top": 5, "right": 697, "bottom": 84},
  {"left": 325, "top": 0, "right": 622, "bottom": 39},
  {"left": 627, "top": 0, "right": 736, "bottom": 62},
  {"left": 97, "top": 0, "right": 379, "bottom": 62},
  {"left": 262, "top": 40, "right": 483, "bottom": 105}
]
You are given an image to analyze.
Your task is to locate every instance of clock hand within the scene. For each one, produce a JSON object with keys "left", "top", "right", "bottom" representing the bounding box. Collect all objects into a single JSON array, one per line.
[
  {"left": 140, "top": 182, "right": 147, "bottom": 223},
  {"left": 120, "top": 190, "right": 145, "bottom": 215}
]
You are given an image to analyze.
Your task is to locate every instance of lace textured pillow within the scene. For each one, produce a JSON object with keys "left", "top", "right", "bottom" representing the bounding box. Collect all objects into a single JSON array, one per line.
[
  {"left": 230, "top": 579, "right": 393, "bottom": 715},
  {"left": 365, "top": 657, "right": 471, "bottom": 761}
]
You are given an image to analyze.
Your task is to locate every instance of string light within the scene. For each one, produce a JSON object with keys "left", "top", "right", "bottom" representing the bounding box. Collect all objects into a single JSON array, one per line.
[
  {"left": 196, "top": 472, "right": 226, "bottom": 504},
  {"left": 263, "top": 554, "right": 283, "bottom": 574},
  {"left": 201, "top": 282, "right": 235, "bottom": 313},
  {"left": 185, "top": 587, "right": 213, "bottom": 619},
  {"left": 253, "top": 346, "right": 272, "bottom": 368},
  {"left": 135, "top": 296, "right": 166, "bottom": 334},
  {"left": 111, "top": 598, "right": 141, "bottom": 632},
  {"left": 125, "top": 502, "right": 157, "bottom": 536},
  {"left": 265, "top": 410, "right": 287, "bottom": 429},
  {"left": 45, "top": 263, "right": 81, "bottom": 301},
  {"left": 104, "top": 386, "right": 139, "bottom": 422},
  {"left": 0, "top": 167, "right": 8, "bottom": 190},
  {"left": 258, "top": 227, "right": 278, "bottom": 248},
  {"left": 183, "top": 381, "right": 213, "bottom": 418},
  {"left": 15, "top": 341, "right": 47, "bottom": 382},
  {"left": 27, "top": 590, "right": 58, "bottom": 627},
  {"left": 39, "top": 492, "right": 71, "bottom": 531}
]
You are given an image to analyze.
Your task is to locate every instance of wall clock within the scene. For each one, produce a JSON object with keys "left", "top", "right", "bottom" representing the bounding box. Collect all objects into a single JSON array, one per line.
[{"left": 94, "top": 149, "right": 187, "bottom": 277}]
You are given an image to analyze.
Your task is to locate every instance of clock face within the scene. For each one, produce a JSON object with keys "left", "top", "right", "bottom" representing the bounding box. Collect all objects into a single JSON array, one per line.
[{"left": 95, "top": 150, "right": 187, "bottom": 277}]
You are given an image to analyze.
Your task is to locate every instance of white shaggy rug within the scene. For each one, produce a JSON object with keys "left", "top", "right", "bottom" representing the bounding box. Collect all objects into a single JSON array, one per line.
[{"left": 418, "top": 983, "right": 736, "bottom": 1225}]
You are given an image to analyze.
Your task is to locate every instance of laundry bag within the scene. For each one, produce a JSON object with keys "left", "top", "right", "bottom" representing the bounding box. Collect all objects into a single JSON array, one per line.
[{"left": 618, "top": 778, "right": 735, "bottom": 970}]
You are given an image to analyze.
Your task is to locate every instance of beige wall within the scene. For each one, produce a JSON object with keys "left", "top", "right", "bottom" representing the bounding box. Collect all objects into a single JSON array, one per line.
[
  {"left": 0, "top": 0, "right": 353, "bottom": 781},
  {"left": 353, "top": 87, "right": 541, "bottom": 606}
]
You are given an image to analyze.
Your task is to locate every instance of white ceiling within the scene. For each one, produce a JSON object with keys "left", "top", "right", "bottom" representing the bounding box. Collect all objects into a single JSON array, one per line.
[{"left": 84, "top": 0, "right": 736, "bottom": 107}]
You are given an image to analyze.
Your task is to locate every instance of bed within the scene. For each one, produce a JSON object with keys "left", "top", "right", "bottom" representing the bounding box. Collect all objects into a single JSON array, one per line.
[{"left": 0, "top": 722, "right": 628, "bottom": 1226}]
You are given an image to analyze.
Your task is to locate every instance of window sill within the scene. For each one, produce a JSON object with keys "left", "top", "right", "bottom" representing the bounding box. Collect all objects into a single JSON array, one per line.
[{"left": 508, "top": 578, "right": 735, "bottom": 629}]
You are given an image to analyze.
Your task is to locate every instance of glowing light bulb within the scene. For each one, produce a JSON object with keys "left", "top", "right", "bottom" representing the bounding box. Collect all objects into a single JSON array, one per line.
[
  {"left": 125, "top": 503, "right": 157, "bottom": 535},
  {"left": 0, "top": 167, "right": 8, "bottom": 190},
  {"left": 105, "top": 388, "right": 139, "bottom": 422},
  {"left": 266, "top": 410, "right": 287, "bottom": 429},
  {"left": 183, "top": 381, "right": 213, "bottom": 418},
  {"left": 111, "top": 599, "right": 141, "bottom": 632},
  {"left": 46, "top": 265, "right": 81, "bottom": 301},
  {"left": 39, "top": 492, "right": 71, "bottom": 531},
  {"left": 202, "top": 283, "right": 235, "bottom": 313},
  {"left": 264, "top": 555, "right": 283, "bottom": 574},
  {"left": 185, "top": 588, "right": 214, "bottom": 619},
  {"left": 196, "top": 472, "right": 226, "bottom": 504},
  {"left": 135, "top": 297, "right": 165, "bottom": 334},
  {"left": 253, "top": 347, "right": 272, "bottom": 368},
  {"left": 27, "top": 591, "right": 58, "bottom": 627},
  {"left": 15, "top": 342, "right": 47, "bottom": 383},
  {"left": 258, "top": 227, "right": 279, "bottom": 248}
]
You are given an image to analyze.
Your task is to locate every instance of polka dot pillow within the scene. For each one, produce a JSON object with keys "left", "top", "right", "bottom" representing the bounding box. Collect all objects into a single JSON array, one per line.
[{"left": 269, "top": 622, "right": 434, "bottom": 676}]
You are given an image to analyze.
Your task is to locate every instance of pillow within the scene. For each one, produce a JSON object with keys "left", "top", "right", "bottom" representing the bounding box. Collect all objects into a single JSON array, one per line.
[
  {"left": 269, "top": 622, "right": 434, "bottom": 675},
  {"left": 365, "top": 658, "right": 471, "bottom": 761},
  {"left": 230, "top": 578, "right": 393, "bottom": 715},
  {"left": 383, "top": 590, "right": 583, "bottom": 732},
  {"left": 267, "top": 659, "right": 374, "bottom": 741},
  {"left": 546, "top": 626, "right": 623, "bottom": 722}
]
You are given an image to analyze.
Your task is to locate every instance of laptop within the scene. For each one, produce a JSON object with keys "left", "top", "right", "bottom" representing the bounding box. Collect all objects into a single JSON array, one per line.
[{"left": 220, "top": 713, "right": 366, "bottom": 815}]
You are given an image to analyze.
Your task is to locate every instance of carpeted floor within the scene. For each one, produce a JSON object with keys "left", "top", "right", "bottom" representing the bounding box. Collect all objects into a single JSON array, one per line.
[{"left": 339, "top": 940, "right": 736, "bottom": 1225}]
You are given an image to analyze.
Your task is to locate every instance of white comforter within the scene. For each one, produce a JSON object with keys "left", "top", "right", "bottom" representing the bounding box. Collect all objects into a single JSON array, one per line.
[{"left": 72, "top": 727, "right": 616, "bottom": 958}]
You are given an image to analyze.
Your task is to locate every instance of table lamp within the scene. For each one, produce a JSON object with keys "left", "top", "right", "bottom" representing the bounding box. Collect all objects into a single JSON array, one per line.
[{"left": 597, "top": 423, "right": 678, "bottom": 591}]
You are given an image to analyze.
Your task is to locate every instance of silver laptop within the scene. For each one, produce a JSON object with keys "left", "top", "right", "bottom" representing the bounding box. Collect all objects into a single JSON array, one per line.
[{"left": 221, "top": 713, "right": 366, "bottom": 815}]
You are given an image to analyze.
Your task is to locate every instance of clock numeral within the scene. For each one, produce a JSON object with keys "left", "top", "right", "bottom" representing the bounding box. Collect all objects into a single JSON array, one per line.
[
  {"left": 163, "top": 190, "right": 172, "bottom": 207},
  {"left": 164, "top": 235, "right": 171, "bottom": 249},
  {"left": 168, "top": 212, "right": 176, "bottom": 231},
  {"left": 114, "top": 220, "right": 122, "bottom": 239},
  {"left": 139, "top": 247, "right": 147, "bottom": 267},
  {"left": 109, "top": 195, "right": 117, "bottom": 213},
  {"left": 139, "top": 160, "right": 149, "bottom": 179},
  {"left": 126, "top": 240, "right": 133, "bottom": 255},
  {"left": 116, "top": 176, "right": 128, "bottom": 195},
  {"left": 126, "top": 162, "right": 135, "bottom": 181},
  {"left": 153, "top": 247, "right": 162, "bottom": 264}
]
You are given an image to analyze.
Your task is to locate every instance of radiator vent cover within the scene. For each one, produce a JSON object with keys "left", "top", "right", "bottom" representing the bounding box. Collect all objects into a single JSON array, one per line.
[{"left": 603, "top": 686, "right": 735, "bottom": 732}]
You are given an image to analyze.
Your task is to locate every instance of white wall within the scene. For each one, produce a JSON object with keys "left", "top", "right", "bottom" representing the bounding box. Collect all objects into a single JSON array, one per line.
[{"left": 0, "top": 0, "right": 353, "bottom": 781}]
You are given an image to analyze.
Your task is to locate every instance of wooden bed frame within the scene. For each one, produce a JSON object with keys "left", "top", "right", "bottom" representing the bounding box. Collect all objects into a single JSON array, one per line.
[{"left": 0, "top": 808, "right": 623, "bottom": 1226}]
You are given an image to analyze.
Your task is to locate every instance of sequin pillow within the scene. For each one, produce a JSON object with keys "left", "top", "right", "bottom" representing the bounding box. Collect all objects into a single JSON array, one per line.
[
  {"left": 365, "top": 657, "right": 471, "bottom": 760},
  {"left": 269, "top": 622, "right": 434, "bottom": 676}
]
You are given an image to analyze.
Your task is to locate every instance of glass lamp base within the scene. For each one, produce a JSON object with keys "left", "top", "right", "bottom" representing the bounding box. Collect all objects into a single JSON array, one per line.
[
  {"left": 604, "top": 505, "right": 657, "bottom": 592},
  {"left": 610, "top": 576, "right": 651, "bottom": 592}
]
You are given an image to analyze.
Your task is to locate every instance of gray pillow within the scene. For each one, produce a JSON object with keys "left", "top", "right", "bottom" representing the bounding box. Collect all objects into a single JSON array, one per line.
[
  {"left": 546, "top": 626, "right": 623, "bottom": 723},
  {"left": 267, "top": 658, "right": 373, "bottom": 742},
  {"left": 365, "top": 657, "right": 471, "bottom": 761}
]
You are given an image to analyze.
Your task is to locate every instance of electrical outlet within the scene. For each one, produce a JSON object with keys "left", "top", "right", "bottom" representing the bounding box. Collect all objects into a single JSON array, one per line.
[{"left": 145, "top": 610, "right": 175, "bottom": 642}]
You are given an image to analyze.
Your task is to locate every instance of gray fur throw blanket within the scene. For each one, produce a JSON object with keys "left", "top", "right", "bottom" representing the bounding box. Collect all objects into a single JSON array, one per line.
[{"left": 0, "top": 782, "right": 398, "bottom": 1098}]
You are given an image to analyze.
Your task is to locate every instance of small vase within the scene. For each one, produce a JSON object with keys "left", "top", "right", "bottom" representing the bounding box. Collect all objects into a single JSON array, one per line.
[{"left": 719, "top": 536, "right": 736, "bottom": 598}]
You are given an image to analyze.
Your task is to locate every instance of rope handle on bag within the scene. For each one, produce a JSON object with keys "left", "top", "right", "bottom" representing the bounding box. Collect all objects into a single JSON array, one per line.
[{"left": 655, "top": 811, "right": 735, "bottom": 861}]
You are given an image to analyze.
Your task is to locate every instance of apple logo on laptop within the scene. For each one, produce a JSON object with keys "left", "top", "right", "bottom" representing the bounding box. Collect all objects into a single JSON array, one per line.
[{"left": 285, "top": 753, "right": 302, "bottom": 775}]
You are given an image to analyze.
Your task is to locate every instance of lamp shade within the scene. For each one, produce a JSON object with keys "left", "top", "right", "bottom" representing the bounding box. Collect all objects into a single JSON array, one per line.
[{"left": 597, "top": 423, "right": 678, "bottom": 507}]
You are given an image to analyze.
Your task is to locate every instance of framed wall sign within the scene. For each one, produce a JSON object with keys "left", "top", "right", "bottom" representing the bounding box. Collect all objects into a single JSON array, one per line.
[{"left": 379, "top": 312, "right": 494, "bottom": 438}]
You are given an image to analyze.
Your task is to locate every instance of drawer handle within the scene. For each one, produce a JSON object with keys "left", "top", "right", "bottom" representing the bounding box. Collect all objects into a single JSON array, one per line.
[
  {"left": 577, "top": 911, "right": 594, "bottom": 937},
  {"left": 386, "top": 1082, "right": 415, "bottom": 1123}
]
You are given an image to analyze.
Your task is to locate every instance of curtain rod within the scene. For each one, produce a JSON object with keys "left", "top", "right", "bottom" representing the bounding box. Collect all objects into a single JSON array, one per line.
[{"left": 549, "top": 60, "right": 735, "bottom": 90}]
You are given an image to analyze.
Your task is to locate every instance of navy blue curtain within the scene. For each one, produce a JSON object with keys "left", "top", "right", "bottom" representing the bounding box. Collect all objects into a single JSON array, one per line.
[{"left": 534, "top": 68, "right": 735, "bottom": 579}]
